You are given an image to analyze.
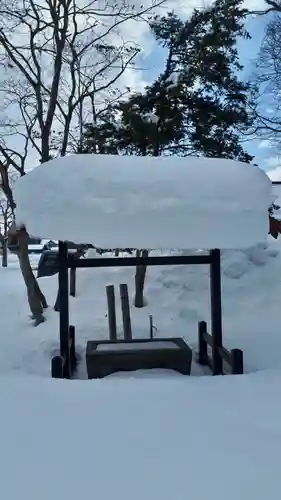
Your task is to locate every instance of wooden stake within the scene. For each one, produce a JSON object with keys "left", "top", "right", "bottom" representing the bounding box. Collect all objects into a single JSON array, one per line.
[
  {"left": 149, "top": 315, "right": 154, "bottom": 339},
  {"left": 119, "top": 284, "right": 132, "bottom": 340},
  {"left": 70, "top": 268, "right": 76, "bottom": 297},
  {"left": 106, "top": 285, "right": 117, "bottom": 340},
  {"left": 134, "top": 249, "right": 148, "bottom": 308}
]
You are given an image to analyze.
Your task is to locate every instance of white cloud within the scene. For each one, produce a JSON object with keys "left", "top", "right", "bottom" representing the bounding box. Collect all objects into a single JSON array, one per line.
[
  {"left": 243, "top": 0, "right": 266, "bottom": 9},
  {"left": 258, "top": 140, "right": 271, "bottom": 149}
]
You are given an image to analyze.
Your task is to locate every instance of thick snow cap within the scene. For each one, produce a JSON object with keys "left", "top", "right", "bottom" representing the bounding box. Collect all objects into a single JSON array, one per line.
[{"left": 14, "top": 154, "right": 272, "bottom": 249}]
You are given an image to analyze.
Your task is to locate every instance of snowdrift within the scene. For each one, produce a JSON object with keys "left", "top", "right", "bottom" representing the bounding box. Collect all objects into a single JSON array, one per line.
[
  {"left": 0, "top": 372, "right": 281, "bottom": 500},
  {"left": 15, "top": 154, "right": 272, "bottom": 249}
]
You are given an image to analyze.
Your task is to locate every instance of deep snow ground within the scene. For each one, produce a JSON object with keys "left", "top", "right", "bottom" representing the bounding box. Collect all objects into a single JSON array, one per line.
[{"left": 1, "top": 371, "right": 281, "bottom": 500}]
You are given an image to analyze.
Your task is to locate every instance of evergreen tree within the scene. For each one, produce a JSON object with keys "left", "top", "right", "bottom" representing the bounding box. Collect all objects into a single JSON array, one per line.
[{"left": 82, "top": 0, "right": 255, "bottom": 161}]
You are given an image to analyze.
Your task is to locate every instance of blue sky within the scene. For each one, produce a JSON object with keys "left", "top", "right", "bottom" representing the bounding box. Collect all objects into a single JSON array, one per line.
[{"left": 238, "top": 14, "right": 276, "bottom": 171}]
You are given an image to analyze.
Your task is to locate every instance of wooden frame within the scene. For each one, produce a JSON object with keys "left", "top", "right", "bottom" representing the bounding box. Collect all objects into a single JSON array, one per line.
[
  {"left": 52, "top": 242, "right": 237, "bottom": 379},
  {"left": 197, "top": 321, "right": 243, "bottom": 375}
]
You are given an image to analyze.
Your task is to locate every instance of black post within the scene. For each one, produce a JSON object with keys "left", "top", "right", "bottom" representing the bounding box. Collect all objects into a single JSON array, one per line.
[
  {"left": 58, "top": 240, "right": 70, "bottom": 378},
  {"left": 106, "top": 285, "right": 117, "bottom": 340},
  {"left": 198, "top": 321, "right": 208, "bottom": 365},
  {"left": 231, "top": 349, "right": 243, "bottom": 375},
  {"left": 149, "top": 315, "right": 154, "bottom": 340},
  {"left": 54, "top": 279, "right": 60, "bottom": 311},
  {"left": 69, "top": 325, "right": 76, "bottom": 373},
  {"left": 119, "top": 284, "right": 132, "bottom": 340},
  {"left": 210, "top": 249, "right": 223, "bottom": 375},
  {"left": 51, "top": 356, "right": 63, "bottom": 378},
  {"left": 70, "top": 268, "right": 76, "bottom": 297}
]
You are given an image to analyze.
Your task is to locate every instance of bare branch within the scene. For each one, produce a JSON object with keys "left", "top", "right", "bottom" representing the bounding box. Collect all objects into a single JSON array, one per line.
[
  {"left": 250, "top": 9, "right": 281, "bottom": 149},
  {"left": 0, "top": 160, "right": 16, "bottom": 209},
  {"left": 0, "top": 0, "right": 163, "bottom": 162},
  {"left": 249, "top": 0, "right": 281, "bottom": 15}
]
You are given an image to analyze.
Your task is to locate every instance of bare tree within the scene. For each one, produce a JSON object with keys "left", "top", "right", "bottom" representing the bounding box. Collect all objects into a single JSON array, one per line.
[
  {"left": 0, "top": 183, "right": 14, "bottom": 267},
  {"left": 246, "top": 1, "right": 281, "bottom": 150},
  {"left": 0, "top": 0, "right": 164, "bottom": 160},
  {"left": 249, "top": 12, "right": 281, "bottom": 149},
  {"left": 251, "top": 0, "right": 281, "bottom": 15},
  {"left": 0, "top": 165, "right": 47, "bottom": 322},
  {"left": 0, "top": 0, "right": 164, "bottom": 324}
]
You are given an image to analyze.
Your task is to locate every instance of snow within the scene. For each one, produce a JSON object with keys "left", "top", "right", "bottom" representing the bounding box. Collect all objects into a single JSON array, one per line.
[
  {"left": 2, "top": 238, "right": 281, "bottom": 498},
  {"left": 272, "top": 184, "right": 281, "bottom": 212},
  {"left": 96, "top": 341, "right": 180, "bottom": 351},
  {"left": 14, "top": 154, "right": 272, "bottom": 249},
  {"left": 141, "top": 110, "right": 159, "bottom": 123},
  {"left": 166, "top": 71, "right": 180, "bottom": 89},
  {"left": 267, "top": 165, "right": 281, "bottom": 182},
  {"left": 28, "top": 244, "right": 46, "bottom": 251},
  {"left": 1, "top": 371, "right": 281, "bottom": 500}
]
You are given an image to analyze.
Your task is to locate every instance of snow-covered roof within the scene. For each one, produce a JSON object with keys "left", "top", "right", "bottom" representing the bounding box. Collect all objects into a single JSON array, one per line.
[
  {"left": 267, "top": 166, "right": 281, "bottom": 182},
  {"left": 14, "top": 154, "right": 272, "bottom": 250}
]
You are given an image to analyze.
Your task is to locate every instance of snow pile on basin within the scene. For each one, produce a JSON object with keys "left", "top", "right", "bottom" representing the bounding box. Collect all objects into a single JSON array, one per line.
[{"left": 14, "top": 154, "right": 272, "bottom": 249}]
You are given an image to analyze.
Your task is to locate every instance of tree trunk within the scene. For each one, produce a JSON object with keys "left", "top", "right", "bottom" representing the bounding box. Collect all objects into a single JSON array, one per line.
[
  {"left": 134, "top": 249, "right": 148, "bottom": 308},
  {"left": 34, "top": 276, "right": 48, "bottom": 308},
  {"left": 16, "top": 229, "right": 47, "bottom": 325},
  {"left": 2, "top": 238, "right": 8, "bottom": 267},
  {"left": 54, "top": 287, "right": 60, "bottom": 311}
]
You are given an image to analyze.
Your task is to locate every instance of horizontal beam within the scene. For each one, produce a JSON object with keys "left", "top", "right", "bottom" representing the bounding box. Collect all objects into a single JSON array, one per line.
[
  {"left": 202, "top": 330, "right": 212, "bottom": 346},
  {"left": 217, "top": 345, "right": 232, "bottom": 366},
  {"left": 204, "top": 331, "right": 232, "bottom": 365},
  {"left": 67, "top": 254, "right": 212, "bottom": 268}
]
